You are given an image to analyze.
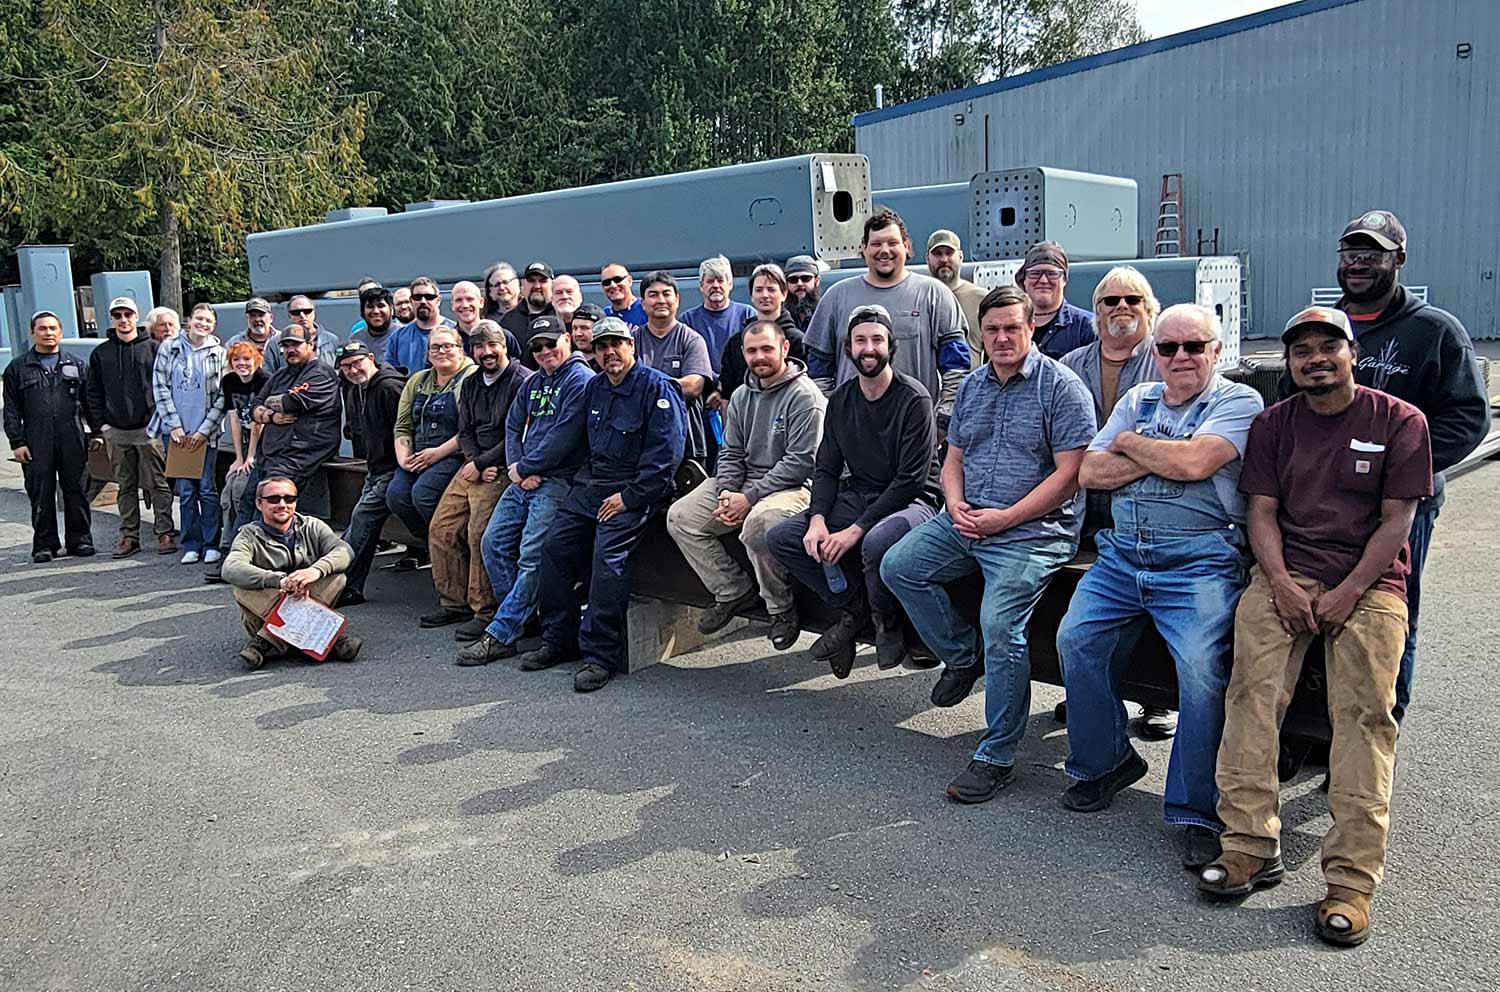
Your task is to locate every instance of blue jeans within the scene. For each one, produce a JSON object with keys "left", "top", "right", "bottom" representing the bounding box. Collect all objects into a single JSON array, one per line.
[
  {"left": 1057, "top": 527, "right": 1248, "bottom": 829},
  {"left": 170, "top": 441, "right": 220, "bottom": 553},
  {"left": 343, "top": 470, "right": 394, "bottom": 595},
  {"left": 1393, "top": 500, "right": 1438, "bottom": 723},
  {"left": 482, "top": 477, "right": 571, "bottom": 644},
  {"left": 880, "top": 512, "right": 1075, "bottom": 768},
  {"left": 385, "top": 456, "right": 462, "bottom": 547}
]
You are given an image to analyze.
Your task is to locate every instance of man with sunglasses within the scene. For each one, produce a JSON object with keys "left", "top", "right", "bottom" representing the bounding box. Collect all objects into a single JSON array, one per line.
[
  {"left": 600, "top": 262, "right": 647, "bottom": 327},
  {"left": 1056, "top": 304, "right": 1262, "bottom": 871},
  {"left": 1016, "top": 241, "right": 1096, "bottom": 360},
  {"left": 263, "top": 295, "right": 339, "bottom": 374},
  {"left": 385, "top": 276, "right": 458, "bottom": 376},
  {"left": 223, "top": 475, "right": 361, "bottom": 670},
  {"left": 784, "top": 255, "right": 822, "bottom": 332}
]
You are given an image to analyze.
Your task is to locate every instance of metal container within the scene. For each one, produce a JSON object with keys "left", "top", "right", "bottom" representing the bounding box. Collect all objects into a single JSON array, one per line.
[
  {"left": 89, "top": 271, "right": 155, "bottom": 331},
  {"left": 969, "top": 168, "right": 1138, "bottom": 262},
  {"left": 871, "top": 182, "right": 971, "bottom": 250},
  {"left": 16, "top": 246, "right": 80, "bottom": 339}
]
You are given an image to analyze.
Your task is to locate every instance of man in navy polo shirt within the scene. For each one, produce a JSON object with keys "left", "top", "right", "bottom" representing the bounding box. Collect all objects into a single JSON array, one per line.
[{"left": 1017, "top": 241, "right": 1096, "bottom": 360}]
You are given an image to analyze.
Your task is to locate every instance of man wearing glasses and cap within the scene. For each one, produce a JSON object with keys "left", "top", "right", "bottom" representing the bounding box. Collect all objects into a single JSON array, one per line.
[
  {"left": 227, "top": 298, "right": 280, "bottom": 357},
  {"left": 501, "top": 262, "right": 561, "bottom": 369},
  {"left": 1016, "top": 241, "right": 1096, "bottom": 360}
]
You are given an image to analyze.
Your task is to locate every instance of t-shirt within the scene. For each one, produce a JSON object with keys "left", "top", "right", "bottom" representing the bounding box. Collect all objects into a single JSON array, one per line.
[
  {"left": 1238, "top": 386, "right": 1432, "bottom": 600},
  {"left": 681, "top": 301, "right": 756, "bottom": 374},
  {"left": 220, "top": 368, "right": 270, "bottom": 445},
  {"left": 38, "top": 352, "right": 60, "bottom": 370},
  {"left": 1100, "top": 356, "right": 1127, "bottom": 417},
  {"left": 633, "top": 321, "right": 713, "bottom": 459}
]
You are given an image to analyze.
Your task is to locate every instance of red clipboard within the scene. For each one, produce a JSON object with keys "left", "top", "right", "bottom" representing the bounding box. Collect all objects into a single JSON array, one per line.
[{"left": 260, "top": 593, "right": 348, "bottom": 661}]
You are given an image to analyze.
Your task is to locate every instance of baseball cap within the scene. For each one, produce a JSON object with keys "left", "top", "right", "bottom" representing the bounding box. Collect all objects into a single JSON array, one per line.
[
  {"left": 245, "top": 297, "right": 273, "bottom": 314},
  {"left": 1281, "top": 305, "right": 1354, "bottom": 344},
  {"left": 334, "top": 340, "right": 374, "bottom": 364},
  {"left": 523, "top": 261, "right": 554, "bottom": 280},
  {"left": 528, "top": 315, "right": 567, "bottom": 343},
  {"left": 1019, "top": 240, "right": 1069, "bottom": 278},
  {"left": 30, "top": 309, "right": 61, "bottom": 325},
  {"left": 590, "top": 316, "right": 634, "bottom": 343},
  {"left": 107, "top": 296, "right": 139, "bottom": 315},
  {"left": 785, "top": 255, "right": 821, "bottom": 277},
  {"left": 927, "top": 229, "right": 961, "bottom": 253},
  {"left": 848, "top": 303, "right": 894, "bottom": 333},
  {"left": 1340, "top": 210, "right": 1407, "bottom": 251},
  {"left": 572, "top": 302, "right": 605, "bottom": 323},
  {"left": 278, "top": 325, "right": 313, "bottom": 345}
]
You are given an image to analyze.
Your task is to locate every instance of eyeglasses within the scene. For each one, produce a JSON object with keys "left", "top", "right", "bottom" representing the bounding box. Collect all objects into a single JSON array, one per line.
[
  {"left": 411, "top": 292, "right": 439, "bottom": 302},
  {"left": 530, "top": 339, "right": 558, "bottom": 353},
  {"left": 601, "top": 275, "right": 628, "bottom": 287},
  {"left": 1337, "top": 248, "right": 1395, "bottom": 265},
  {"left": 259, "top": 493, "right": 298, "bottom": 504},
  {"left": 288, "top": 307, "right": 314, "bottom": 316},
  {"left": 1154, "top": 340, "right": 1211, "bottom": 357},
  {"left": 1024, "top": 267, "right": 1065, "bottom": 283},
  {"left": 428, "top": 343, "right": 460, "bottom": 353},
  {"left": 1100, "top": 294, "right": 1144, "bottom": 308},
  {"left": 109, "top": 310, "right": 134, "bottom": 319},
  {"left": 787, "top": 274, "right": 816, "bottom": 284}
]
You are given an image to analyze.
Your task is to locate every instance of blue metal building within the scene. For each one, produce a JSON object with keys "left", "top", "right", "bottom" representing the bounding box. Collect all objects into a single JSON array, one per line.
[{"left": 852, "top": 0, "right": 1500, "bottom": 339}]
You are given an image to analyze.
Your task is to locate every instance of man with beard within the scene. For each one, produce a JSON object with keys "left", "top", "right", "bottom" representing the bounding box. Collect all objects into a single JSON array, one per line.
[
  {"left": 226, "top": 298, "right": 280, "bottom": 357},
  {"left": 570, "top": 303, "right": 605, "bottom": 371},
  {"left": 264, "top": 295, "right": 338, "bottom": 374},
  {"left": 482, "top": 262, "right": 520, "bottom": 320},
  {"left": 1207, "top": 307, "right": 1431, "bottom": 949},
  {"left": 668, "top": 318, "right": 826, "bottom": 651},
  {"left": 1017, "top": 241, "right": 1096, "bottom": 360},
  {"left": 426, "top": 322, "right": 532, "bottom": 640},
  {"left": 926, "top": 230, "right": 985, "bottom": 368},
  {"left": 881, "top": 285, "right": 1095, "bottom": 804},
  {"left": 632, "top": 272, "right": 713, "bottom": 468},
  {"left": 681, "top": 256, "right": 755, "bottom": 377},
  {"left": 768, "top": 305, "right": 941, "bottom": 678},
  {"left": 392, "top": 287, "right": 416, "bottom": 325},
  {"left": 600, "top": 262, "right": 648, "bottom": 327},
  {"left": 501, "top": 263, "right": 560, "bottom": 369},
  {"left": 331, "top": 340, "right": 406, "bottom": 607},
  {"left": 784, "top": 256, "right": 822, "bottom": 332},
  {"left": 803, "top": 209, "right": 970, "bottom": 425},
  {"left": 1280, "top": 210, "right": 1488, "bottom": 725},
  {"left": 385, "top": 276, "right": 457, "bottom": 375},
  {"left": 1057, "top": 304, "right": 1262, "bottom": 870},
  {"left": 350, "top": 286, "right": 399, "bottom": 365},
  {"left": 514, "top": 320, "right": 686, "bottom": 693},
  {"left": 551, "top": 274, "right": 583, "bottom": 328}
]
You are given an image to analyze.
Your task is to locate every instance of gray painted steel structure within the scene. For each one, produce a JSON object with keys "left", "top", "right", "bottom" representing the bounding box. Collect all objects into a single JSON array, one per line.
[{"left": 853, "top": 0, "right": 1500, "bottom": 338}]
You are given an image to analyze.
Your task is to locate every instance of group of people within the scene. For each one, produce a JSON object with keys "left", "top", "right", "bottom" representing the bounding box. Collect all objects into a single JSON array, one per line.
[{"left": 4, "top": 206, "right": 1490, "bottom": 948}]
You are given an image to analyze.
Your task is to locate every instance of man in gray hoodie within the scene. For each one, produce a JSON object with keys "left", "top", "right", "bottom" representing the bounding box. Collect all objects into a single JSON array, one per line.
[{"left": 667, "top": 318, "right": 827, "bottom": 650}]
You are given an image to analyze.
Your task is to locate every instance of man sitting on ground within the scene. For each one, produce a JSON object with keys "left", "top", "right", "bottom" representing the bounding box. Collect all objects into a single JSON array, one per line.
[{"left": 222, "top": 475, "right": 362, "bottom": 669}]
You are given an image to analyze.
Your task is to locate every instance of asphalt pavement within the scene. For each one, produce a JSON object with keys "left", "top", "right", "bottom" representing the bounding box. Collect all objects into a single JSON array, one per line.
[{"left": 1, "top": 455, "right": 1497, "bottom": 991}]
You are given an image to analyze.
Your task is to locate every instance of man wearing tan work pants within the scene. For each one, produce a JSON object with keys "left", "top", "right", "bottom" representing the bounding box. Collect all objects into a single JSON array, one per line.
[{"left": 1200, "top": 307, "right": 1432, "bottom": 949}]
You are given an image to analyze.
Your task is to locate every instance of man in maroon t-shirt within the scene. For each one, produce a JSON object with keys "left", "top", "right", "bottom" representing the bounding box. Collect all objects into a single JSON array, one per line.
[{"left": 1200, "top": 306, "right": 1431, "bottom": 949}]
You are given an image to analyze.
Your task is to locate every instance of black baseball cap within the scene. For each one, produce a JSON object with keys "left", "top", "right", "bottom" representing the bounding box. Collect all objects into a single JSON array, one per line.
[
  {"left": 279, "top": 325, "right": 313, "bottom": 345},
  {"left": 523, "top": 261, "right": 554, "bottom": 280},
  {"left": 572, "top": 303, "right": 605, "bottom": 323},
  {"left": 1340, "top": 210, "right": 1407, "bottom": 251},
  {"left": 528, "top": 315, "right": 567, "bottom": 343},
  {"left": 847, "top": 303, "right": 894, "bottom": 334}
]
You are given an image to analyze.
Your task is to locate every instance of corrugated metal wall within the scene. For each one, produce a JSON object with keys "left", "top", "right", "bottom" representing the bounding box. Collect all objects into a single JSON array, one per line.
[{"left": 854, "top": 0, "right": 1500, "bottom": 339}]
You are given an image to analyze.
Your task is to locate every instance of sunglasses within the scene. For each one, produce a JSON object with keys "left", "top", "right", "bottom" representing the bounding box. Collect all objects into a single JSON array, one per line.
[
  {"left": 411, "top": 292, "right": 439, "bottom": 302},
  {"left": 1100, "top": 295, "right": 1143, "bottom": 307},
  {"left": 530, "top": 338, "right": 561, "bottom": 353},
  {"left": 787, "top": 274, "right": 816, "bottom": 284},
  {"left": 109, "top": 310, "right": 135, "bottom": 319},
  {"left": 288, "top": 307, "right": 314, "bottom": 316},
  {"left": 1154, "top": 340, "right": 1211, "bottom": 357},
  {"left": 259, "top": 493, "right": 298, "bottom": 504},
  {"left": 601, "top": 275, "right": 628, "bottom": 287}
]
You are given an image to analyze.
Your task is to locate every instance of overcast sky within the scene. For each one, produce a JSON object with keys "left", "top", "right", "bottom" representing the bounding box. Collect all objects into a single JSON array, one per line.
[{"left": 1134, "top": 0, "right": 1296, "bottom": 37}]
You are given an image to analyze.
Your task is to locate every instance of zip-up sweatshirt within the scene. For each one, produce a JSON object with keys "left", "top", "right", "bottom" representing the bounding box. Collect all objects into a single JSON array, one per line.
[
  {"left": 150, "top": 333, "right": 227, "bottom": 439},
  {"left": 223, "top": 513, "right": 353, "bottom": 590},
  {"left": 716, "top": 359, "right": 827, "bottom": 504},
  {"left": 506, "top": 351, "right": 594, "bottom": 480}
]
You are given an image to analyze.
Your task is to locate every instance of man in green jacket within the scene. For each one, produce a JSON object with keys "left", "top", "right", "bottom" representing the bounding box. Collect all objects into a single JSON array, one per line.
[{"left": 223, "top": 475, "right": 362, "bottom": 669}]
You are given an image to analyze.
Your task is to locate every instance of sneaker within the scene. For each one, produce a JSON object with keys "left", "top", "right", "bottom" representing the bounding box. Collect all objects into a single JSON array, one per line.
[
  {"left": 419, "top": 606, "right": 473, "bottom": 628},
  {"left": 330, "top": 634, "right": 363, "bottom": 662},
  {"left": 203, "top": 548, "right": 222, "bottom": 564},
  {"left": 946, "top": 759, "right": 1016, "bottom": 804},
  {"left": 518, "top": 643, "right": 570, "bottom": 672},
  {"left": 811, "top": 607, "right": 865, "bottom": 660},
  {"left": 334, "top": 589, "right": 366, "bottom": 609},
  {"left": 767, "top": 608, "right": 800, "bottom": 651},
  {"left": 456, "top": 633, "right": 516, "bottom": 667},
  {"left": 872, "top": 612, "right": 907, "bottom": 670},
  {"left": 930, "top": 661, "right": 983, "bottom": 708},
  {"left": 239, "top": 636, "right": 275, "bottom": 670},
  {"left": 697, "top": 588, "right": 760, "bottom": 635},
  {"left": 1182, "top": 825, "right": 1221, "bottom": 871},
  {"left": 32, "top": 550, "right": 54, "bottom": 564},
  {"left": 180, "top": 551, "right": 201, "bottom": 564},
  {"left": 453, "top": 616, "right": 490, "bottom": 642},
  {"left": 1060, "top": 748, "right": 1149, "bottom": 812},
  {"left": 1132, "top": 706, "right": 1178, "bottom": 740},
  {"left": 112, "top": 538, "right": 141, "bottom": 559},
  {"left": 574, "top": 663, "right": 613, "bottom": 693}
]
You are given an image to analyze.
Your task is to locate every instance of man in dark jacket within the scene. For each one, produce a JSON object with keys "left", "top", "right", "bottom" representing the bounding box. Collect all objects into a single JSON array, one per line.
[
  {"left": 513, "top": 319, "right": 687, "bottom": 693},
  {"left": 427, "top": 321, "right": 532, "bottom": 639},
  {"left": 333, "top": 341, "right": 406, "bottom": 605},
  {"left": 1284, "top": 210, "right": 1491, "bottom": 722},
  {"left": 86, "top": 296, "right": 177, "bottom": 556},
  {"left": 3, "top": 311, "right": 95, "bottom": 561},
  {"left": 500, "top": 262, "right": 560, "bottom": 370}
]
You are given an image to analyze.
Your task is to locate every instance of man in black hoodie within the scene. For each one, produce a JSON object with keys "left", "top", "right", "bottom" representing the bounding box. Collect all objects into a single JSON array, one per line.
[
  {"left": 85, "top": 297, "right": 178, "bottom": 557},
  {"left": 1287, "top": 210, "right": 1490, "bottom": 722},
  {"left": 500, "top": 262, "right": 560, "bottom": 370},
  {"left": 333, "top": 341, "right": 406, "bottom": 605}
]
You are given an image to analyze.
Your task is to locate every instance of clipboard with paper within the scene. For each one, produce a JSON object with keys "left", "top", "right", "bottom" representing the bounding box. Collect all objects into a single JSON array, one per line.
[
  {"left": 163, "top": 439, "right": 208, "bottom": 479},
  {"left": 261, "top": 594, "right": 348, "bottom": 661}
]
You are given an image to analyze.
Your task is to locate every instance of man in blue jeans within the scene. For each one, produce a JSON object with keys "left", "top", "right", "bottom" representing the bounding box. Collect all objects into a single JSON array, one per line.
[
  {"left": 881, "top": 285, "right": 1096, "bottom": 805},
  {"left": 332, "top": 341, "right": 406, "bottom": 606},
  {"left": 457, "top": 318, "right": 594, "bottom": 666},
  {"left": 1055, "top": 304, "right": 1264, "bottom": 871}
]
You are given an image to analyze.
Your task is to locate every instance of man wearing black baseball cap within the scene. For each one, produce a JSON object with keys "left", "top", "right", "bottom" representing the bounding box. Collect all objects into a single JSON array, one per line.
[
  {"left": 1285, "top": 210, "right": 1490, "bottom": 723},
  {"left": 333, "top": 339, "right": 407, "bottom": 606},
  {"left": 500, "top": 262, "right": 560, "bottom": 368},
  {"left": 569, "top": 302, "right": 605, "bottom": 371}
]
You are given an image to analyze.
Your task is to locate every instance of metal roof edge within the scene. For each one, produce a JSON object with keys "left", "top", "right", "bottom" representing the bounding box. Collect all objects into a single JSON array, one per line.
[{"left": 851, "top": 0, "right": 1363, "bottom": 128}]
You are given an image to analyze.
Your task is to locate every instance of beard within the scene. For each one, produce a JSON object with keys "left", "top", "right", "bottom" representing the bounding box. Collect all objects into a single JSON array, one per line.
[
  {"left": 1105, "top": 315, "right": 1139, "bottom": 339},
  {"left": 854, "top": 350, "right": 891, "bottom": 378},
  {"left": 789, "top": 290, "right": 819, "bottom": 325},
  {"left": 1337, "top": 265, "right": 1397, "bottom": 305}
]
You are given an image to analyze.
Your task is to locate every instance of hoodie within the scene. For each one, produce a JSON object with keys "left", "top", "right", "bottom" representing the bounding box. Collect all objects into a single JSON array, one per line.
[
  {"left": 716, "top": 358, "right": 827, "bottom": 505},
  {"left": 151, "top": 332, "right": 227, "bottom": 440},
  {"left": 717, "top": 309, "right": 805, "bottom": 402},
  {"left": 345, "top": 363, "right": 407, "bottom": 476},
  {"left": 87, "top": 333, "right": 158, "bottom": 431},
  {"left": 506, "top": 351, "right": 594, "bottom": 480}
]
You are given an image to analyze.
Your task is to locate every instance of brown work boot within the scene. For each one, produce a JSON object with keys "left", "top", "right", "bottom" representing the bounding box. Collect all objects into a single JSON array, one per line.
[
  {"left": 112, "top": 537, "right": 141, "bottom": 559},
  {"left": 157, "top": 534, "right": 178, "bottom": 555}
]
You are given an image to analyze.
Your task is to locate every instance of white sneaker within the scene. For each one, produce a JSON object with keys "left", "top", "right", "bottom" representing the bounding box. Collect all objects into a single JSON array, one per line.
[
  {"left": 180, "top": 551, "right": 201, "bottom": 564},
  {"left": 203, "top": 549, "right": 222, "bottom": 563}
]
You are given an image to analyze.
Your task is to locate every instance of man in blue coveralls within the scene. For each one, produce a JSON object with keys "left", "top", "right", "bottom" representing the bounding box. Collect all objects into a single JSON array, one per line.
[{"left": 515, "top": 318, "right": 687, "bottom": 693}]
